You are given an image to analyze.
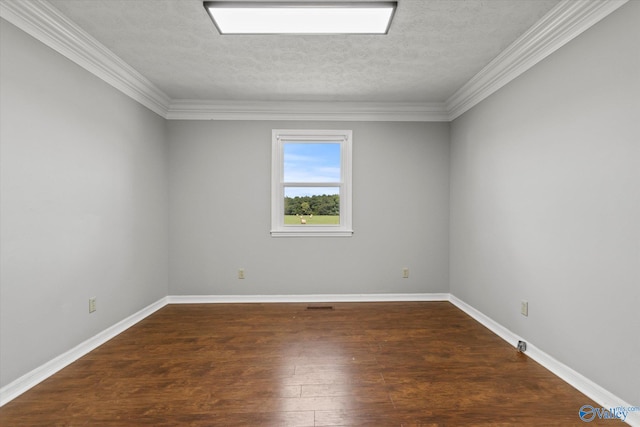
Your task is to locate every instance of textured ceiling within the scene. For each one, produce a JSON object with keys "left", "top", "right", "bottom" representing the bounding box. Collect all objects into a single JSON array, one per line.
[{"left": 47, "top": 0, "right": 561, "bottom": 103}]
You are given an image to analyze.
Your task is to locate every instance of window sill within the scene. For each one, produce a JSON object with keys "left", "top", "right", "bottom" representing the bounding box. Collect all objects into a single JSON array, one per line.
[{"left": 270, "top": 229, "right": 354, "bottom": 237}]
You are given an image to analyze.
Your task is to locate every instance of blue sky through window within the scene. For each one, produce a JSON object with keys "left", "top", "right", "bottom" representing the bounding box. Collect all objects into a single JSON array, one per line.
[
  {"left": 283, "top": 142, "right": 341, "bottom": 198},
  {"left": 284, "top": 143, "right": 341, "bottom": 183}
]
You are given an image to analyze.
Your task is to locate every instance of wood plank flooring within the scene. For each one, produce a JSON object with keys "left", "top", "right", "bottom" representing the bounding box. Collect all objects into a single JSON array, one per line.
[{"left": 0, "top": 302, "right": 606, "bottom": 426}]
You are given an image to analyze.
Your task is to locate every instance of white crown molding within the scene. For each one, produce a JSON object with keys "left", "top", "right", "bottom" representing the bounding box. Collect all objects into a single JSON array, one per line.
[
  {"left": 166, "top": 100, "right": 449, "bottom": 122},
  {"left": 0, "top": 0, "right": 171, "bottom": 117},
  {"left": 0, "top": 297, "right": 168, "bottom": 407},
  {"left": 448, "top": 295, "right": 639, "bottom": 427},
  {"left": 0, "top": 0, "right": 630, "bottom": 122},
  {"left": 167, "top": 293, "right": 450, "bottom": 304},
  {"left": 445, "top": 0, "right": 629, "bottom": 121}
]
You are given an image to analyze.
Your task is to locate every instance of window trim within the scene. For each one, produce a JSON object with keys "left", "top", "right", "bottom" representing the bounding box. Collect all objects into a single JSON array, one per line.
[{"left": 271, "top": 129, "right": 353, "bottom": 237}]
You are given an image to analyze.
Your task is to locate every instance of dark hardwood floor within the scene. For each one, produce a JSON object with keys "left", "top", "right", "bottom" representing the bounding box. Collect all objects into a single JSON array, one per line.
[{"left": 0, "top": 302, "right": 606, "bottom": 426}]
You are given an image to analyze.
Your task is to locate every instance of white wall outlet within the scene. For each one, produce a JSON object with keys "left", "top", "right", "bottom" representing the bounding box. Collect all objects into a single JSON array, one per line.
[
  {"left": 402, "top": 268, "right": 409, "bottom": 279},
  {"left": 89, "top": 297, "right": 96, "bottom": 313},
  {"left": 521, "top": 300, "right": 528, "bottom": 317},
  {"left": 238, "top": 268, "right": 245, "bottom": 279}
]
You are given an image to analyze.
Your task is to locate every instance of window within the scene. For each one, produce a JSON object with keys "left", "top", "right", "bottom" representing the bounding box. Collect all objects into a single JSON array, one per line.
[{"left": 271, "top": 129, "right": 353, "bottom": 237}]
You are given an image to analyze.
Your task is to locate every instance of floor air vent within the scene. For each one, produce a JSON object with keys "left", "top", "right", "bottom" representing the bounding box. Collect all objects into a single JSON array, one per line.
[{"left": 306, "top": 306, "right": 334, "bottom": 310}]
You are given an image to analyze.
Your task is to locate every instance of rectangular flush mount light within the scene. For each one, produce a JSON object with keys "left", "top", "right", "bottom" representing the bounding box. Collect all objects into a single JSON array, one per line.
[{"left": 203, "top": 1, "right": 398, "bottom": 35}]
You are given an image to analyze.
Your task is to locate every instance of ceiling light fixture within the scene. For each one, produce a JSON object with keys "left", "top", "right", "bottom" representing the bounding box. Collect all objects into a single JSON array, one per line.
[{"left": 203, "top": 1, "right": 398, "bottom": 35}]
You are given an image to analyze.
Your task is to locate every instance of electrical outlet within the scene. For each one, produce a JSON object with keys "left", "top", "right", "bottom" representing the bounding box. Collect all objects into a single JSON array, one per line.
[
  {"left": 517, "top": 340, "right": 527, "bottom": 352},
  {"left": 402, "top": 268, "right": 409, "bottom": 279},
  {"left": 89, "top": 297, "right": 96, "bottom": 313},
  {"left": 238, "top": 268, "right": 245, "bottom": 279},
  {"left": 521, "top": 300, "right": 528, "bottom": 317}
]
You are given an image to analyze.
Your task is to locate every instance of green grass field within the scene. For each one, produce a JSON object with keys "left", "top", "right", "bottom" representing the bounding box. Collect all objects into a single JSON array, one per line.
[{"left": 284, "top": 215, "right": 339, "bottom": 225}]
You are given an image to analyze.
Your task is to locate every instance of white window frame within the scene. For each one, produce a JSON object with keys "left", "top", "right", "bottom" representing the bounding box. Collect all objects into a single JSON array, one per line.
[{"left": 271, "top": 129, "right": 353, "bottom": 237}]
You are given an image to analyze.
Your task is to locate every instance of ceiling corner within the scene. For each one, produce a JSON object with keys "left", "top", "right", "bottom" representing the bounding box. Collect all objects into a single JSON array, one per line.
[
  {"left": 445, "top": 0, "right": 629, "bottom": 121},
  {"left": 0, "top": 0, "right": 171, "bottom": 118}
]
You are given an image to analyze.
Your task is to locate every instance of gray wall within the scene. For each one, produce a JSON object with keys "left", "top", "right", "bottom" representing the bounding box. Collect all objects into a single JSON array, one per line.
[
  {"left": 449, "top": 1, "right": 640, "bottom": 405},
  {"left": 0, "top": 20, "right": 169, "bottom": 387},
  {"left": 168, "top": 120, "right": 450, "bottom": 296}
]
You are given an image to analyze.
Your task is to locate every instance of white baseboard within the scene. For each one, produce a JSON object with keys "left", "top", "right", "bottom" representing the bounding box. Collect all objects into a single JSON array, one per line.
[
  {"left": 167, "top": 293, "right": 449, "bottom": 304},
  {"left": 448, "top": 294, "right": 639, "bottom": 427},
  {"left": 0, "top": 297, "right": 168, "bottom": 407},
  {"left": 167, "top": 293, "right": 450, "bottom": 304}
]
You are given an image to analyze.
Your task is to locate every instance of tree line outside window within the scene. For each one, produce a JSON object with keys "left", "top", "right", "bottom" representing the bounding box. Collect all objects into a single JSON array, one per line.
[{"left": 284, "top": 194, "right": 340, "bottom": 216}]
